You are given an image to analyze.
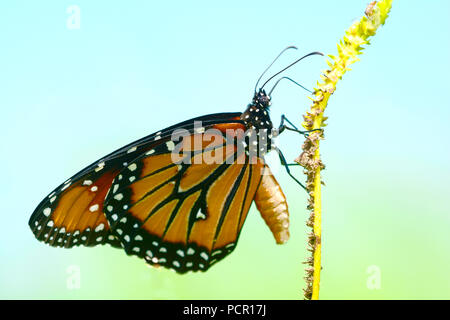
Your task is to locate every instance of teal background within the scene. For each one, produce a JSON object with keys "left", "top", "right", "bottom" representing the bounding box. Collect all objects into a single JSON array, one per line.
[{"left": 1, "top": 0, "right": 449, "bottom": 299}]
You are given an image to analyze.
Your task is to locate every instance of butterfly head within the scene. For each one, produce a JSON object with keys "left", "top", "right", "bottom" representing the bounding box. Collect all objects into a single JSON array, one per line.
[{"left": 253, "top": 89, "right": 272, "bottom": 109}]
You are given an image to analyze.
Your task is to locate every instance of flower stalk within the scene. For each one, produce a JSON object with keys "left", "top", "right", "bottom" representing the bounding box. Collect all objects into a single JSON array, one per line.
[{"left": 298, "top": 0, "right": 393, "bottom": 300}]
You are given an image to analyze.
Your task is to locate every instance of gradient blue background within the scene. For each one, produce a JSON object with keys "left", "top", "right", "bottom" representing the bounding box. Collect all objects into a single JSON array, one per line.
[{"left": 1, "top": 0, "right": 449, "bottom": 299}]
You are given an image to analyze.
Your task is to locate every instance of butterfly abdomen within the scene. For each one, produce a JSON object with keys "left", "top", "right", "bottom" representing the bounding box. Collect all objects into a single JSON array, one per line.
[{"left": 254, "top": 165, "right": 290, "bottom": 244}]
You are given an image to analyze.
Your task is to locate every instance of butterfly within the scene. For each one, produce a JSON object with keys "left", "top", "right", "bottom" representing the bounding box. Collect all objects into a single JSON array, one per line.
[{"left": 29, "top": 47, "right": 323, "bottom": 273}]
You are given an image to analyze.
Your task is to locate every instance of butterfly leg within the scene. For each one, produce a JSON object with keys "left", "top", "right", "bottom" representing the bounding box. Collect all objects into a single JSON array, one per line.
[
  {"left": 273, "top": 115, "right": 323, "bottom": 192},
  {"left": 277, "top": 115, "right": 323, "bottom": 136},
  {"left": 273, "top": 145, "right": 308, "bottom": 191}
]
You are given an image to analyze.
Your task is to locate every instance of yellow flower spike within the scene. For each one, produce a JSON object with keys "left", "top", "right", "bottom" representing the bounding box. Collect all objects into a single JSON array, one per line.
[{"left": 298, "top": 0, "right": 393, "bottom": 300}]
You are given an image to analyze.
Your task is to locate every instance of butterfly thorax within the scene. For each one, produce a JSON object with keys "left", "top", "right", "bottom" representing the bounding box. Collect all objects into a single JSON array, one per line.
[{"left": 240, "top": 89, "right": 274, "bottom": 156}]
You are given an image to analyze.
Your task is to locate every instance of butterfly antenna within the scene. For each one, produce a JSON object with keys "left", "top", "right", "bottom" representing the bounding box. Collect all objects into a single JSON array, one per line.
[
  {"left": 254, "top": 46, "right": 298, "bottom": 93},
  {"left": 268, "top": 76, "right": 313, "bottom": 96},
  {"left": 260, "top": 51, "right": 324, "bottom": 90}
]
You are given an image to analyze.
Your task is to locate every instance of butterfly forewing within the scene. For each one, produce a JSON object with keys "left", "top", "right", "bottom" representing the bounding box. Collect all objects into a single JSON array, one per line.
[
  {"left": 29, "top": 162, "right": 123, "bottom": 248},
  {"left": 29, "top": 113, "right": 243, "bottom": 250},
  {"left": 103, "top": 122, "right": 265, "bottom": 273}
]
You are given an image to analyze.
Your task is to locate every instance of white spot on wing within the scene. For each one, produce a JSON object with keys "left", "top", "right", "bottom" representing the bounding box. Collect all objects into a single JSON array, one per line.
[
  {"left": 200, "top": 252, "right": 209, "bottom": 260},
  {"left": 61, "top": 183, "right": 71, "bottom": 191},
  {"left": 95, "top": 162, "right": 105, "bottom": 172},
  {"left": 176, "top": 250, "right": 185, "bottom": 257},
  {"left": 95, "top": 223, "right": 105, "bottom": 232},
  {"left": 127, "top": 146, "right": 137, "bottom": 153},
  {"left": 166, "top": 141, "right": 175, "bottom": 151},
  {"left": 196, "top": 210, "right": 206, "bottom": 220},
  {"left": 43, "top": 207, "right": 51, "bottom": 217}
]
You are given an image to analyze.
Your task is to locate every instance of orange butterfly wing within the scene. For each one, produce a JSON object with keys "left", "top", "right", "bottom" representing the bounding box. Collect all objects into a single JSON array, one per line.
[
  {"left": 29, "top": 166, "right": 122, "bottom": 248},
  {"left": 29, "top": 112, "right": 245, "bottom": 252},
  {"left": 104, "top": 124, "right": 265, "bottom": 273}
]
